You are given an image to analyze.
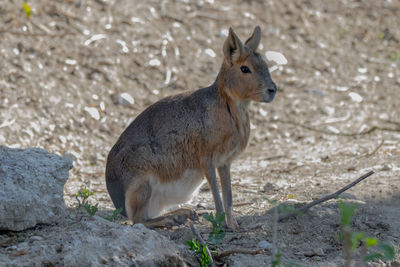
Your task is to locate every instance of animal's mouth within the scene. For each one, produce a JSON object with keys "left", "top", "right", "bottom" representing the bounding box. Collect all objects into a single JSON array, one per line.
[
  {"left": 262, "top": 87, "right": 277, "bottom": 103},
  {"left": 263, "top": 94, "right": 275, "bottom": 103}
]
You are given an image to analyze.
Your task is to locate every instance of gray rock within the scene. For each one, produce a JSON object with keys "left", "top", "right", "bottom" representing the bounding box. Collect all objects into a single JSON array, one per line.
[
  {"left": 1, "top": 215, "right": 191, "bottom": 266},
  {"left": 0, "top": 146, "right": 73, "bottom": 231}
]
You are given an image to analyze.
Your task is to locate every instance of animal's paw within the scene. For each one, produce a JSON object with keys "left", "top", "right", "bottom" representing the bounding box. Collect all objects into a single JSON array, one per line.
[
  {"left": 144, "top": 208, "right": 198, "bottom": 229},
  {"left": 226, "top": 216, "right": 240, "bottom": 231}
]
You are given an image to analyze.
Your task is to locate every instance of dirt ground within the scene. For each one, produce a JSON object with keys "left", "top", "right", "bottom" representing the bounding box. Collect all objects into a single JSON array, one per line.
[{"left": 1, "top": 0, "right": 400, "bottom": 266}]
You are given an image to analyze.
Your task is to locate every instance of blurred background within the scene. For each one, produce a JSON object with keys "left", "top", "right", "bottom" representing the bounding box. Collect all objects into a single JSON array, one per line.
[{"left": 0, "top": 0, "right": 399, "bottom": 264}]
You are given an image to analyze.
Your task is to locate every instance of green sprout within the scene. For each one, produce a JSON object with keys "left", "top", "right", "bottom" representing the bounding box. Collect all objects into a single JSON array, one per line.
[
  {"left": 202, "top": 212, "right": 226, "bottom": 246},
  {"left": 186, "top": 238, "right": 211, "bottom": 267},
  {"left": 22, "top": 2, "right": 32, "bottom": 18},
  {"left": 105, "top": 208, "right": 123, "bottom": 221},
  {"left": 76, "top": 186, "right": 98, "bottom": 216},
  {"left": 338, "top": 200, "right": 396, "bottom": 264}
]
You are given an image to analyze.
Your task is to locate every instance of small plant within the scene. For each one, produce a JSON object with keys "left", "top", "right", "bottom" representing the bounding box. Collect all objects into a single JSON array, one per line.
[
  {"left": 202, "top": 212, "right": 226, "bottom": 246},
  {"left": 76, "top": 186, "right": 94, "bottom": 206},
  {"left": 76, "top": 186, "right": 98, "bottom": 216},
  {"left": 271, "top": 248, "right": 282, "bottom": 267},
  {"left": 84, "top": 202, "right": 98, "bottom": 216},
  {"left": 185, "top": 212, "right": 225, "bottom": 266},
  {"left": 22, "top": 2, "right": 32, "bottom": 18},
  {"left": 338, "top": 200, "right": 396, "bottom": 265},
  {"left": 105, "top": 208, "right": 123, "bottom": 221},
  {"left": 186, "top": 238, "right": 211, "bottom": 267},
  {"left": 391, "top": 52, "right": 398, "bottom": 62}
]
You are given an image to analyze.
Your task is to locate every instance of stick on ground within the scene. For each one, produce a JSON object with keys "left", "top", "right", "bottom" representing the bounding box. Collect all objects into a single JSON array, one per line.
[
  {"left": 278, "top": 171, "right": 375, "bottom": 221},
  {"left": 215, "top": 248, "right": 268, "bottom": 259}
]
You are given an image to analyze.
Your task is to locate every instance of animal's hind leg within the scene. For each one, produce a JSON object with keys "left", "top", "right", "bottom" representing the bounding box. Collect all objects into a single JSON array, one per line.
[
  {"left": 125, "top": 181, "right": 152, "bottom": 223},
  {"left": 143, "top": 207, "right": 198, "bottom": 229}
]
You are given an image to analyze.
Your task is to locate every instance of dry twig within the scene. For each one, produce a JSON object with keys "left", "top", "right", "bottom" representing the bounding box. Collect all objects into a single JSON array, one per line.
[
  {"left": 0, "top": 29, "right": 76, "bottom": 37},
  {"left": 215, "top": 248, "right": 268, "bottom": 259},
  {"left": 278, "top": 171, "right": 375, "bottom": 221},
  {"left": 275, "top": 119, "right": 400, "bottom": 136},
  {"left": 357, "top": 140, "right": 384, "bottom": 159}
]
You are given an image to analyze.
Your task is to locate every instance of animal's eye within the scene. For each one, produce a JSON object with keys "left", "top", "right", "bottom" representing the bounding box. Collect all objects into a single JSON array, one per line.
[{"left": 240, "top": 66, "right": 251, "bottom": 73}]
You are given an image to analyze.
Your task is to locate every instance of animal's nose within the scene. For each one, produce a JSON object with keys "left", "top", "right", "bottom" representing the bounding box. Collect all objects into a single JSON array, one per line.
[{"left": 267, "top": 82, "right": 277, "bottom": 93}]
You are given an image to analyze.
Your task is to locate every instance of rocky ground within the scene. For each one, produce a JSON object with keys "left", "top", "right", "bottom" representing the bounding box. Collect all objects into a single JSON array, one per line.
[{"left": 1, "top": 0, "right": 399, "bottom": 266}]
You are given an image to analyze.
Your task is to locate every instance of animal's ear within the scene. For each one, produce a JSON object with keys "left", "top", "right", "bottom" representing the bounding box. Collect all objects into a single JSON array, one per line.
[
  {"left": 223, "top": 27, "right": 244, "bottom": 63},
  {"left": 245, "top": 26, "right": 261, "bottom": 51}
]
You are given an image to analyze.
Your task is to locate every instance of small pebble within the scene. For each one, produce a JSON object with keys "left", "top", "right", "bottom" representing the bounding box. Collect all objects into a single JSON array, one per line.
[
  {"left": 258, "top": 240, "right": 273, "bottom": 250},
  {"left": 84, "top": 107, "right": 100, "bottom": 120},
  {"left": 149, "top": 58, "right": 161, "bottom": 67},
  {"left": 313, "top": 248, "right": 325, "bottom": 256},
  {"left": 31, "top": 236, "right": 43, "bottom": 242},
  {"left": 113, "top": 93, "right": 135, "bottom": 106}
]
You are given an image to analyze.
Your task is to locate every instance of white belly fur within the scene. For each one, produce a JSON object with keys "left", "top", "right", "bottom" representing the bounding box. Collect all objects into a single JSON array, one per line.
[{"left": 146, "top": 169, "right": 205, "bottom": 218}]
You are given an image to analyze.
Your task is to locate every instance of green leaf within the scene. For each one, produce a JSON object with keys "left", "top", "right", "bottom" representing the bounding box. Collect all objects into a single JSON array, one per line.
[
  {"left": 392, "top": 52, "right": 399, "bottom": 62},
  {"left": 187, "top": 238, "right": 201, "bottom": 252},
  {"left": 84, "top": 203, "right": 98, "bottom": 216},
  {"left": 365, "top": 237, "right": 378, "bottom": 248},
  {"left": 186, "top": 240, "right": 195, "bottom": 250},
  {"left": 379, "top": 32, "right": 385, "bottom": 39},
  {"left": 215, "top": 212, "right": 225, "bottom": 225},
  {"left": 202, "top": 213, "right": 213, "bottom": 222},
  {"left": 364, "top": 252, "right": 383, "bottom": 262},
  {"left": 202, "top": 244, "right": 211, "bottom": 263},
  {"left": 350, "top": 232, "right": 365, "bottom": 251},
  {"left": 378, "top": 244, "right": 395, "bottom": 260},
  {"left": 364, "top": 244, "right": 395, "bottom": 262},
  {"left": 272, "top": 248, "right": 281, "bottom": 267},
  {"left": 22, "top": 2, "right": 31, "bottom": 18},
  {"left": 105, "top": 208, "right": 123, "bottom": 221},
  {"left": 338, "top": 200, "right": 357, "bottom": 227}
]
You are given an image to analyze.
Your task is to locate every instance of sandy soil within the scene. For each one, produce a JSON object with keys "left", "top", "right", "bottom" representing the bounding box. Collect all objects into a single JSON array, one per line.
[{"left": 1, "top": 0, "right": 399, "bottom": 266}]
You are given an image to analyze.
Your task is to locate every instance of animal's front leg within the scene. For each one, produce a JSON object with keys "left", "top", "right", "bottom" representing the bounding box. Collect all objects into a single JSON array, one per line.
[
  {"left": 204, "top": 161, "right": 224, "bottom": 215},
  {"left": 218, "top": 164, "right": 239, "bottom": 230}
]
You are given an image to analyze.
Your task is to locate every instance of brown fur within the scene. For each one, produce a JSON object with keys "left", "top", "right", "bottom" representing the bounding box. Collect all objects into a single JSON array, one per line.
[{"left": 105, "top": 26, "right": 277, "bottom": 229}]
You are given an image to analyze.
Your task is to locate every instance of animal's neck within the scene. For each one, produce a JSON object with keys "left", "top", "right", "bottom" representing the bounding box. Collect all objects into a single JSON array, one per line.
[
  {"left": 213, "top": 67, "right": 250, "bottom": 141},
  {"left": 214, "top": 63, "right": 250, "bottom": 113}
]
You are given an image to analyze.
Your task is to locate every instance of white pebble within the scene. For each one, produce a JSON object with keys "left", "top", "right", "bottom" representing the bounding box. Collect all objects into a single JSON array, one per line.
[
  {"left": 84, "top": 107, "right": 100, "bottom": 120},
  {"left": 259, "top": 108, "right": 267, "bottom": 116},
  {"left": 149, "top": 58, "right": 161, "bottom": 67},
  {"left": 114, "top": 93, "right": 134, "bottom": 106},
  {"left": 65, "top": 59, "right": 77, "bottom": 65},
  {"left": 265, "top": 51, "right": 288, "bottom": 65},
  {"left": 205, "top": 48, "right": 216, "bottom": 58},
  {"left": 84, "top": 34, "right": 107, "bottom": 46},
  {"left": 357, "top": 67, "right": 367, "bottom": 73},
  {"left": 348, "top": 92, "right": 363, "bottom": 103},
  {"left": 119, "top": 93, "right": 134, "bottom": 105},
  {"left": 336, "top": 86, "right": 348, "bottom": 92}
]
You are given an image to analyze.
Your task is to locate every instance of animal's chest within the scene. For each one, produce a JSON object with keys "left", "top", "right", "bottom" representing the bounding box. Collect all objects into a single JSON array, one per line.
[{"left": 213, "top": 107, "right": 250, "bottom": 167}]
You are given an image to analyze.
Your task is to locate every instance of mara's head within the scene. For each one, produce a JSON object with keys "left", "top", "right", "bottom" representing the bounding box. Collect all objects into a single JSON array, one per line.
[{"left": 219, "top": 26, "right": 277, "bottom": 103}]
